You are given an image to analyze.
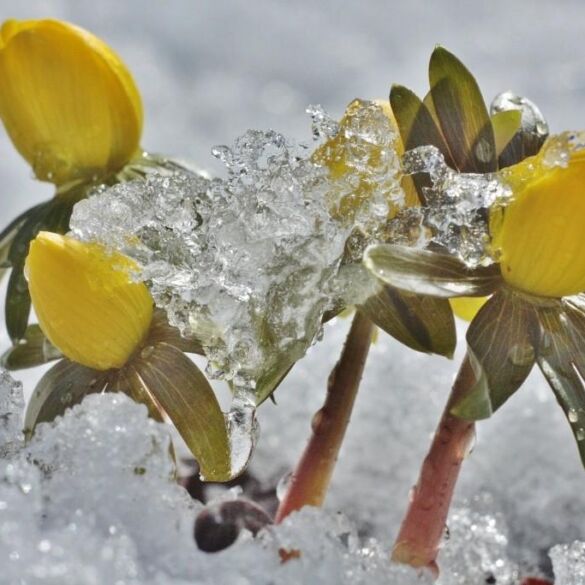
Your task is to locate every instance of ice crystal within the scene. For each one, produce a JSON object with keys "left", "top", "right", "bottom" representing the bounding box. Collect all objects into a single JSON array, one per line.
[
  {"left": 0, "top": 392, "right": 430, "bottom": 585},
  {"left": 71, "top": 102, "right": 404, "bottom": 395},
  {"left": 438, "top": 498, "right": 519, "bottom": 585},
  {"left": 311, "top": 99, "right": 404, "bottom": 260},
  {"left": 72, "top": 136, "right": 346, "bottom": 393},
  {"left": 394, "top": 145, "right": 511, "bottom": 268}
]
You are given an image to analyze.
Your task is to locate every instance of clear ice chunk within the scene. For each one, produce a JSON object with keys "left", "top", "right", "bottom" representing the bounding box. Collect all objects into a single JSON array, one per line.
[
  {"left": 71, "top": 103, "right": 404, "bottom": 397},
  {"left": 71, "top": 137, "right": 348, "bottom": 397},
  {"left": 395, "top": 145, "right": 512, "bottom": 268}
]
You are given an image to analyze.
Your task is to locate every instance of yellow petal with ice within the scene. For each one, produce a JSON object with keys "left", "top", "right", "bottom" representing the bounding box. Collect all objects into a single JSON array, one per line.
[
  {"left": 491, "top": 140, "right": 585, "bottom": 298},
  {"left": 26, "top": 232, "right": 153, "bottom": 370},
  {"left": 0, "top": 19, "right": 142, "bottom": 185},
  {"left": 311, "top": 98, "right": 418, "bottom": 222}
]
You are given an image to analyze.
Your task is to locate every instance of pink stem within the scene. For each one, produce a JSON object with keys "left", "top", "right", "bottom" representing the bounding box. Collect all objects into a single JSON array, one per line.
[
  {"left": 275, "top": 311, "right": 374, "bottom": 523},
  {"left": 392, "top": 354, "right": 476, "bottom": 576}
]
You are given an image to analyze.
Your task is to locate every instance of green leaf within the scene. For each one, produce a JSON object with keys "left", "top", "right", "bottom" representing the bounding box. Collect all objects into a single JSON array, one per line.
[
  {"left": 363, "top": 244, "right": 501, "bottom": 298},
  {"left": 0, "top": 238, "right": 14, "bottom": 287},
  {"left": 133, "top": 342, "right": 231, "bottom": 481},
  {"left": 390, "top": 84, "right": 456, "bottom": 202},
  {"left": 452, "top": 290, "right": 538, "bottom": 420},
  {"left": 491, "top": 110, "right": 522, "bottom": 158},
  {"left": 5, "top": 260, "right": 31, "bottom": 343},
  {"left": 1, "top": 324, "right": 61, "bottom": 370},
  {"left": 148, "top": 309, "right": 205, "bottom": 355},
  {"left": 254, "top": 360, "right": 295, "bottom": 406},
  {"left": 24, "top": 358, "right": 109, "bottom": 437},
  {"left": 5, "top": 203, "right": 53, "bottom": 342},
  {"left": 5, "top": 191, "right": 87, "bottom": 341},
  {"left": 390, "top": 85, "right": 455, "bottom": 164},
  {"left": 563, "top": 296, "right": 585, "bottom": 378},
  {"left": 0, "top": 205, "right": 41, "bottom": 286},
  {"left": 535, "top": 306, "right": 585, "bottom": 467},
  {"left": 428, "top": 47, "right": 496, "bottom": 173},
  {"left": 359, "top": 285, "right": 455, "bottom": 357},
  {"left": 108, "top": 366, "right": 165, "bottom": 422}
]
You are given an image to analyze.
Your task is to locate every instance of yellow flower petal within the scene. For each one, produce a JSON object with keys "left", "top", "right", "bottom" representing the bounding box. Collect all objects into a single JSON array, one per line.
[
  {"left": 25, "top": 232, "right": 153, "bottom": 370},
  {"left": 449, "top": 297, "right": 488, "bottom": 321},
  {"left": 311, "top": 98, "right": 419, "bottom": 222},
  {"left": 0, "top": 19, "right": 142, "bottom": 185},
  {"left": 491, "top": 138, "right": 585, "bottom": 298}
]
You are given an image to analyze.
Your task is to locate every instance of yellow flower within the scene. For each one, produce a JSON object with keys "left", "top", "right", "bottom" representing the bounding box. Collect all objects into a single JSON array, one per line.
[
  {"left": 491, "top": 140, "right": 585, "bottom": 298},
  {"left": 25, "top": 232, "right": 153, "bottom": 370},
  {"left": 0, "top": 19, "right": 142, "bottom": 185}
]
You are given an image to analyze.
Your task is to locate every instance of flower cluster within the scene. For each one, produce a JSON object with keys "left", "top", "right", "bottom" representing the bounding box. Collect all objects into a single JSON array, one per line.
[{"left": 0, "top": 16, "right": 584, "bottom": 579}]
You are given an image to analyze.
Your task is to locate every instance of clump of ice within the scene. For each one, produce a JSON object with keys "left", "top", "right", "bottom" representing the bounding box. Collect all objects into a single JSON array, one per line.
[
  {"left": 393, "top": 145, "right": 511, "bottom": 268},
  {"left": 71, "top": 139, "right": 345, "bottom": 396},
  {"left": 550, "top": 541, "right": 585, "bottom": 585},
  {"left": 392, "top": 129, "right": 585, "bottom": 270},
  {"left": 309, "top": 100, "right": 405, "bottom": 260},
  {"left": 71, "top": 102, "right": 403, "bottom": 397}
]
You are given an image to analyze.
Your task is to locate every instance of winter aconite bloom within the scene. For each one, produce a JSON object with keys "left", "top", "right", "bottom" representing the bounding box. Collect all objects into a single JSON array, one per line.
[
  {"left": 22, "top": 232, "right": 232, "bottom": 482},
  {"left": 26, "top": 232, "right": 153, "bottom": 370},
  {"left": 365, "top": 131, "right": 585, "bottom": 468},
  {"left": 0, "top": 19, "right": 143, "bottom": 185},
  {"left": 492, "top": 144, "right": 585, "bottom": 298}
]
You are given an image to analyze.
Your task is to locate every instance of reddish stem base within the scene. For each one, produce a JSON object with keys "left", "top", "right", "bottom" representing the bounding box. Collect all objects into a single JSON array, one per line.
[
  {"left": 392, "top": 355, "right": 476, "bottom": 575},
  {"left": 275, "top": 312, "right": 374, "bottom": 523}
]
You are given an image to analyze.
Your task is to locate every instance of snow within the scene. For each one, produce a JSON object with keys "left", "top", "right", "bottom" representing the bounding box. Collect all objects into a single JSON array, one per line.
[
  {"left": 0, "top": 371, "right": 534, "bottom": 584},
  {"left": 2, "top": 382, "right": 431, "bottom": 584}
]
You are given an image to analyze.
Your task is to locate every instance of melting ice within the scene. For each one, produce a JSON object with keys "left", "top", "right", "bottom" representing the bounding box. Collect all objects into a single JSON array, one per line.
[
  {"left": 70, "top": 101, "right": 403, "bottom": 398},
  {"left": 392, "top": 145, "right": 511, "bottom": 268}
]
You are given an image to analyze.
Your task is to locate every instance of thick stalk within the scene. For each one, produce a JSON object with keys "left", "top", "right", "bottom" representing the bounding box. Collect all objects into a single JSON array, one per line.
[
  {"left": 275, "top": 311, "right": 374, "bottom": 523},
  {"left": 392, "top": 354, "right": 476, "bottom": 576}
]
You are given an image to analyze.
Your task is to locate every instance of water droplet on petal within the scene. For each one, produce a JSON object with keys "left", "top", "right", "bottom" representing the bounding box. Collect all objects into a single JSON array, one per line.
[{"left": 475, "top": 138, "right": 494, "bottom": 164}]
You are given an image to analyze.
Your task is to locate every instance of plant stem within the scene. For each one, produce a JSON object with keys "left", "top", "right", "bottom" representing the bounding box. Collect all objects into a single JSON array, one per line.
[
  {"left": 275, "top": 311, "right": 374, "bottom": 523},
  {"left": 392, "top": 353, "right": 476, "bottom": 576}
]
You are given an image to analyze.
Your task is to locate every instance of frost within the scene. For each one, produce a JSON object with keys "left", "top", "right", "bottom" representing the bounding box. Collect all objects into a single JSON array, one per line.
[
  {"left": 539, "top": 130, "right": 585, "bottom": 169},
  {"left": 550, "top": 541, "right": 585, "bottom": 585}
]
